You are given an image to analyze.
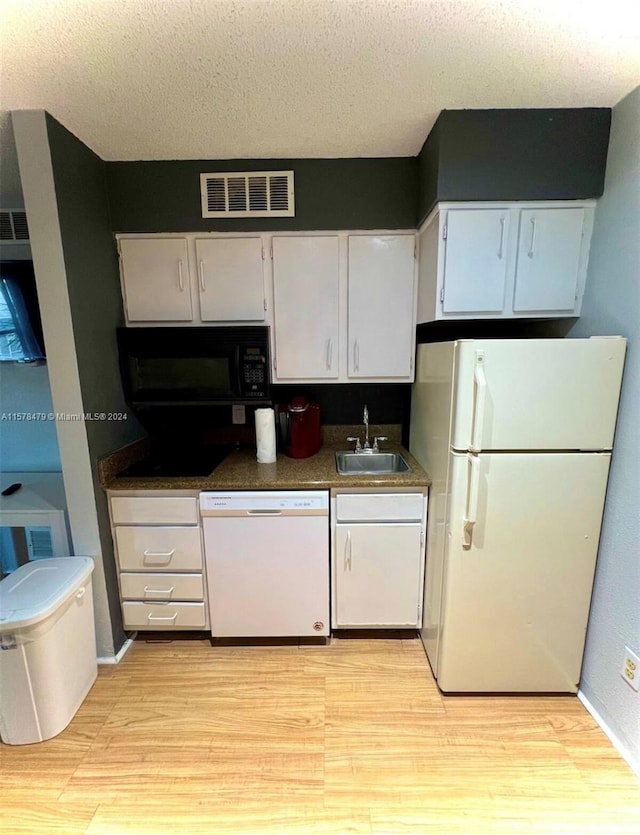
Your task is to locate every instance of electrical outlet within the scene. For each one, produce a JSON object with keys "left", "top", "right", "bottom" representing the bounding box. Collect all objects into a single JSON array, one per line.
[
  {"left": 621, "top": 647, "right": 640, "bottom": 692},
  {"left": 231, "top": 404, "right": 246, "bottom": 425}
]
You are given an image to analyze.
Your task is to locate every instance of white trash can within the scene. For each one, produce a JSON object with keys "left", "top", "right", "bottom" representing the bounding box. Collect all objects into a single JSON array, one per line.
[{"left": 0, "top": 557, "right": 97, "bottom": 745}]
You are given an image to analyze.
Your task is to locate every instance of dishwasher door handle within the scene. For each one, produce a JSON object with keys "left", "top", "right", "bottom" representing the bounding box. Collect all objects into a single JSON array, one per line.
[{"left": 246, "top": 509, "right": 283, "bottom": 515}]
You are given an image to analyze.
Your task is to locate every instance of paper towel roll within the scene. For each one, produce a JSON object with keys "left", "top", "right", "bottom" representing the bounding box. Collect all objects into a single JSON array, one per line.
[{"left": 255, "top": 408, "right": 277, "bottom": 464}]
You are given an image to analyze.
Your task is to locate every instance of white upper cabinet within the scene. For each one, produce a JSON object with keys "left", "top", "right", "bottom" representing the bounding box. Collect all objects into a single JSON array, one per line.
[
  {"left": 513, "top": 208, "right": 585, "bottom": 313},
  {"left": 117, "top": 235, "right": 266, "bottom": 324},
  {"left": 348, "top": 235, "right": 416, "bottom": 379},
  {"left": 119, "top": 237, "right": 192, "bottom": 322},
  {"left": 272, "top": 236, "right": 340, "bottom": 379},
  {"left": 441, "top": 209, "right": 510, "bottom": 314},
  {"left": 271, "top": 233, "right": 417, "bottom": 383},
  {"left": 116, "top": 231, "right": 418, "bottom": 381},
  {"left": 416, "top": 201, "right": 594, "bottom": 322},
  {"left": 195, "top": 237, "right": 265, "bottom": 321}
]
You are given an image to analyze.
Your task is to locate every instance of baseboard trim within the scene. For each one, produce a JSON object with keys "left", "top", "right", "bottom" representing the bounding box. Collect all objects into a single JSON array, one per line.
[
  {"left": 578, "top": 689, "right": 640, "bottom": 778},
  {"left": 97, "top": 634, "right": 136, "bottom": 665}
]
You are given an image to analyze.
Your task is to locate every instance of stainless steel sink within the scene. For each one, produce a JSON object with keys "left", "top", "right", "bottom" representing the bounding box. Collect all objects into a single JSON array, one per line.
[{"left": 335, "top": 451, "right": 411, "bottom": 475}]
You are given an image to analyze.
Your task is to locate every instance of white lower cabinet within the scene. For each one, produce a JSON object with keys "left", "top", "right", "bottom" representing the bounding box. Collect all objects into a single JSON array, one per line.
[
  {"left": 108, "top": 492, "right": 208, "bottom": 631},
  {"left": 331, "top": 491, "right": 427, "bottom": 629}
]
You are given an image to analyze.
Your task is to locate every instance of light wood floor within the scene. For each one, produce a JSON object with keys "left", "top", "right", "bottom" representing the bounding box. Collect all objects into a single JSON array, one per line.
[{"left": 2, "top": 635, "right": 638, "bottom": 834}]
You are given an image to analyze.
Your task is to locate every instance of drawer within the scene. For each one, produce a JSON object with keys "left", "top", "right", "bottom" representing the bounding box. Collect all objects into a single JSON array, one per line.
[
  {"left": 120, "top": 572, "right": 204, "bottom": 601},
  {"left": 122, "top": 601, "right": 206, "bottom": 630},
  {"left": 111, "top": 496, "right": 198, "bottom": 525},
  {"left": 335, "top": 493, "right": 424, "bottom": 522},
  {"left": 115, "top": 526, "right": 202, "bottom": 571}
]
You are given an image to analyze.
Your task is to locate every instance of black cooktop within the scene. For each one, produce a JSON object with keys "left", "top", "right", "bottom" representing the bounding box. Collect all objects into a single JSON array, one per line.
[{"left": 117, "top": 445, "right": 232, "bottom": 478}]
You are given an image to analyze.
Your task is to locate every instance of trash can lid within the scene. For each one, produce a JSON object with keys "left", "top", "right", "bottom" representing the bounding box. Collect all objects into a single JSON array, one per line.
[{"left": 0, "top": 557, "right": 94, "bottom": 631}]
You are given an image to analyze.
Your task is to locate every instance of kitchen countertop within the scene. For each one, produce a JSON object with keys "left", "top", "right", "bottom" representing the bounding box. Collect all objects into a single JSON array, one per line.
[{"left": 101, "top": 443, "right": 430, "bottom": 491}]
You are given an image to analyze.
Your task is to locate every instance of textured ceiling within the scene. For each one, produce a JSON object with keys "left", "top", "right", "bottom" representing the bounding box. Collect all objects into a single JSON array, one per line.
[{"left": 1, "top": 0, "right": 639, "bottom": 200}]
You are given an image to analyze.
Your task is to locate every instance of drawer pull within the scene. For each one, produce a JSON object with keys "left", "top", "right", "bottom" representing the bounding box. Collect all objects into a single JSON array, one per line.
[
  {"left": 147, "top": 612, "right": 178, "bottom": 623},
  {"left": 143, "top": 585, "right": 175, "bottom": 596},
  {"left": 142, "top": 548, "right": 176, "bottom": 565}
]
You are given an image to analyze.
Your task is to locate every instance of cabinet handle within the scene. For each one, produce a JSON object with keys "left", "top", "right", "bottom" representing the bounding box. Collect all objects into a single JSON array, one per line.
[
  {"left": 498, "top": 217, "right": 505, "bottom": 259},
  {"left": 142, "top": 548, "right": 175, "bottom": 565},
  {"left": 326, "top": 339, "right": 333, "bottom": 370},
  {"left": 147, "top": 612, "right": 178, "bottom": 623},
  {"left": 353, "top": 340, "right": 360, "bottom": 372},
  {"left": 143, "top": 586, "right": 175, "bottom": 596},
  {"left": 178, "top": 260, "right": 185, "bottom": 291},
  {"left": 527, "top": 218, "right": 537, "bottom": 259},
  {"left": 344, "top": 530, "right": 352, "bottom": 571},
  {"left": 199, "top": 260, "right": 206, "bottom": 291}
]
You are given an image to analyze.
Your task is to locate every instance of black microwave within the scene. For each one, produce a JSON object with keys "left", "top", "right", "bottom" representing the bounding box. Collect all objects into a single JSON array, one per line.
[{"left": 117, "top": 326, "right": 271, "bottom": 406}]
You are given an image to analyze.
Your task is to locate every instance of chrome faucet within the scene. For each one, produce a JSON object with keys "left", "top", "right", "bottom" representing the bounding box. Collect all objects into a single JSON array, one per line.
[
  {"left": 363, "top": 404, "right": 370, "bottom": 449},
  {"left": 347, "top": 405, "right": 381, "bottom": 453}
]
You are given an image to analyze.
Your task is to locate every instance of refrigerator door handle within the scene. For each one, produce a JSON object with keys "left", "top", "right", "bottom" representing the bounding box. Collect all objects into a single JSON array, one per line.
[
  {"left": 470, "top": 350, "right": 487, "bottom": 452},
  {"left": 463, "top": 454, "right": 480, "bottom": 549}
]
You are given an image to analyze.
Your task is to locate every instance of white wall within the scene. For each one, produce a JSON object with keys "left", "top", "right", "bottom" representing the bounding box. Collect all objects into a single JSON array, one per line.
[
  {"left": 0, "top": 362, "right": 62, "bottom": 471},
  {"left": 571, "top": 86, "right": 640, "bottom": 773}
]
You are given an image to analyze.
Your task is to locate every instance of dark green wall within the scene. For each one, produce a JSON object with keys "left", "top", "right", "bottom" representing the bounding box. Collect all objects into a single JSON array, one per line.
[
  {"left": 417, "top": 108, "right": 611, "bottom": 224},
  {"left": 107, "top": 110, "right": 611, "bottom": 233},
  {"left": 417, "top": 118, "right": 441, "bottom": 227},
  {"left": 45, "top": 114, "right": 145, "bottom": 652},
  {"left": 107, "top": 158, "right": 418, "bottom": 232}
]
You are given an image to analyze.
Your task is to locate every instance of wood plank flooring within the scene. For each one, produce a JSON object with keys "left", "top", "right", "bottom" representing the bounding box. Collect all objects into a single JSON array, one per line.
[{"left": 2, "top": 635, "right": 638, "bottom": 834}]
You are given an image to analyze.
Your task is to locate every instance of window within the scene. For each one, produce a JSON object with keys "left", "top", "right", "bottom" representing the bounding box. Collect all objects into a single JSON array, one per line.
[{"left": 0, "top": 262, "right": 45, "bottom": 362}]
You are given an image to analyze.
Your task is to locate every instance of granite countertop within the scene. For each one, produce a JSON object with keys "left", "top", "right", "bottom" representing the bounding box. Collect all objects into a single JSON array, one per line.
[{"left": 101, "top": 425, "right": 430, "bottom": 492}]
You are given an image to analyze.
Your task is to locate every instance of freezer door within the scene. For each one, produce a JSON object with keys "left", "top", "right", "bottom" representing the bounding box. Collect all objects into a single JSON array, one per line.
[
  {"left": 437, "top": 450, "right": 611, "bottom": 693},
  {"left": 451, "top": 338, "right": 626, "bottom": 451}
]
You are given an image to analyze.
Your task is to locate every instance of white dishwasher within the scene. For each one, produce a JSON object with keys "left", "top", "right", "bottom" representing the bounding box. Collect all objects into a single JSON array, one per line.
[{"left": 200, "top": 490, "right": 329, "bottom": 637}]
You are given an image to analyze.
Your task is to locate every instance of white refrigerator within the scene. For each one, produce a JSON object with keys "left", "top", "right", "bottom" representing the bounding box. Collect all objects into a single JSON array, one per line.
[{"left": 410, "top": 337, "right": 626, "bottom": 693}]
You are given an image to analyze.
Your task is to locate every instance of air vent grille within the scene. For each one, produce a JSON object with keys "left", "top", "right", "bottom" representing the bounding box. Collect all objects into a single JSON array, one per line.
[
  {"left": 0, "top": 209, "right": 29, "bottom": 242},
  {"left": 201, "top": 171, "right": 295, "bottom": 218},
  {"left": 26, "top": 527, "right": 54, "bottom": 560}
]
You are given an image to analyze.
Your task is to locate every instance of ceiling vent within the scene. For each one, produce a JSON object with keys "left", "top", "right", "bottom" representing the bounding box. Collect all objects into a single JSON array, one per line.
[
  {"left": 200, "top": 171, "right": 295, "bottom": 218},
  {"left": 0, "top": 209, "right": 30, "bottom": 243}
]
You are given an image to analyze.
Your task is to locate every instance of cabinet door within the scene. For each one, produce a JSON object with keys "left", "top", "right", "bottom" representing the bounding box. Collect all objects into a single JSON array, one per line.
[
  {"left": 195, "top": 238, "right": 265, "bottom": 321},
  {"left": 442, "top": 209, "right": 510, "bottom": 314},
  {"left": 348, "top": 235, "right": 416, "bottom": 378},
  {"left": 119, "top": 238, "right": 192, "bottom": 321},
  {"left": 513, "top": 208, "right": 585, "bottom": 313},
  {"left": 272, "top": 236, "right": 339, "bottom": 379},
  {"left": 334, "top": 523, "right": 423, "bottom": 627}
]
